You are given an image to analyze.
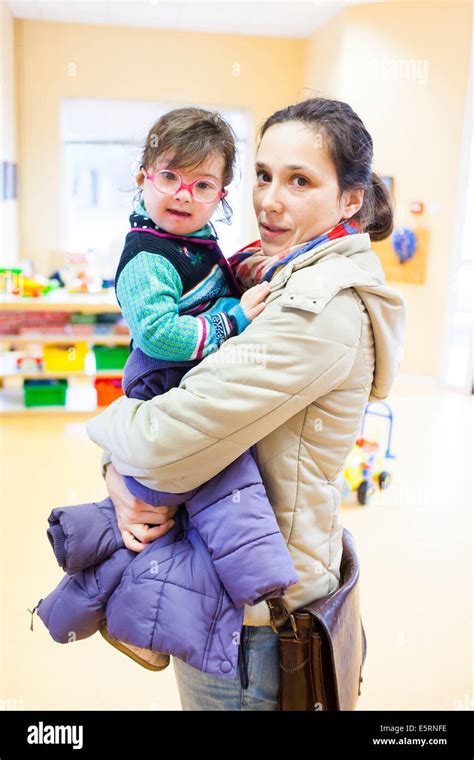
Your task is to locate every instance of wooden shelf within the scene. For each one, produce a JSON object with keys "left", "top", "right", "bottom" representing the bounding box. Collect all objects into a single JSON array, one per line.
[
  {"left": 0, "top": 369, "right": 123, "bottom": 379},
  {"left": 0, "top": 385, "right": 113, "bottom": 414},
  {"left": 0, "top": 291, "right": 128, "bottom": 412},
  {"left": 0, "top": 290, "right": 121, "bottom": 313},
  {"left": 0, "top": 351, "right": 124, "bottom": 379},
  {"left": 0, "top": 333, "right": 130, "bottom": 345}
]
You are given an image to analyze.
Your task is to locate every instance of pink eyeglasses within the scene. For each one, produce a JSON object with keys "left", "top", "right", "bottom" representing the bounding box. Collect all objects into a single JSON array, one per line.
[{"left": 142, "top": 167, "right": 226, "bottom": 204}]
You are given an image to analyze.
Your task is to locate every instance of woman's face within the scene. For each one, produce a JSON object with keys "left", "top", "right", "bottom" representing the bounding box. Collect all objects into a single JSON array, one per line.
[{"left": 253, "top": 121, "right": 364, "bottom": 256}]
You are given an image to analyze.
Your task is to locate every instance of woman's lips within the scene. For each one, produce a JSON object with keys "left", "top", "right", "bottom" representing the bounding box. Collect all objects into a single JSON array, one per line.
[{"left": 260, "top": 222, "right": 290, "bottom": 239}]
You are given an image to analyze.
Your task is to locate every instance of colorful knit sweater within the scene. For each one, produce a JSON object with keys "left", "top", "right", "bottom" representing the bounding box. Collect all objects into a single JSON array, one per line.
[{"left": 114, "top": 199, "right": 250, "bottom": 362}]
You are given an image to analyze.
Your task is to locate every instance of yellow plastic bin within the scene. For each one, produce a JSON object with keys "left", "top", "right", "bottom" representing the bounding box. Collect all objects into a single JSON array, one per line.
[{"left": 43, "top": 342, "right": 89, "bottom": 372}]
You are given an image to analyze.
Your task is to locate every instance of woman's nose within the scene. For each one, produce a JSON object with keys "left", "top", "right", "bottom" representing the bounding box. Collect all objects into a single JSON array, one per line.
[{"left": 260, "top": 184, "right": 284, "bottom": 213}]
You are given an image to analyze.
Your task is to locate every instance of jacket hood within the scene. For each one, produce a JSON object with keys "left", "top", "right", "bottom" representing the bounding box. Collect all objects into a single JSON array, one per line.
[{"left": 267, "top": 232, "right": 407, "bottom": 402}]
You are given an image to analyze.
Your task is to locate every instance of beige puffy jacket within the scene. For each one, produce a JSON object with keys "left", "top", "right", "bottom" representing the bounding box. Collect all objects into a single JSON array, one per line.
[{"left": 86, "top": 232, "right": 407, "bottom": 627}]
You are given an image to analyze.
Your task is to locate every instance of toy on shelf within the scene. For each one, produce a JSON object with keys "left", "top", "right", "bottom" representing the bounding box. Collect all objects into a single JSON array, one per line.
[
  {"left": 342, "top": 401, "right": 396, "bottom": 505},
  {"left": 23, "top": 276, "right": 61, "bottom": 298},
  {"left": 59, "top": 251, "right": 103, "bottom": 294},
  {"left": 0, "top": 268, "right": 63, "bottom": 298},
  {"left": 0, "top": 268, "right": 23, "bottom": 295},
  {"left": 16, "top": 352, "right": 44, "bottom": 372}
]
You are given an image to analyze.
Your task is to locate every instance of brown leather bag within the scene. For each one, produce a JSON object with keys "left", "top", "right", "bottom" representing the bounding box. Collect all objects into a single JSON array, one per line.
[{"left": 266, "top": 527, "right": 367, "bottom": 711}]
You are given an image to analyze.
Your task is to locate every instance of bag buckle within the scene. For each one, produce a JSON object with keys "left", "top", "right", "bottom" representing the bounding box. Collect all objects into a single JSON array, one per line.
[{"left": 267, "top": 599, "right": 298, "bottom": 638}]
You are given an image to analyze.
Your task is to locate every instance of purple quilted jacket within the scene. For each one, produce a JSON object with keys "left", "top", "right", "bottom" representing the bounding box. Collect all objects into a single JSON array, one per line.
[{"left": 35, "top": 349, "right": 299, "bottom": 679}]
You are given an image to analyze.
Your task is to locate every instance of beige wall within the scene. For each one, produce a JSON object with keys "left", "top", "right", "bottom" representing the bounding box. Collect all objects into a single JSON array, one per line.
[
  {"left": 0, "top": 0, "right": 19, "bottom": 263},
  {"left": 12, "top": 5, "right": 473, "bottom": 379},
  {"left": 305, "top": 1, "right": 472, "bottom": 378},
  {"left": 14, "top": 19, "right": 305, "bottom": 273}
]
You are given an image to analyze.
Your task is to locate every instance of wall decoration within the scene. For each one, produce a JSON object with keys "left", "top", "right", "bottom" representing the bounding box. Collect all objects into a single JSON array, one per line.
[
  {"left": 409, "top": 200, "right": 424, "bottom": 215},
  {"left": 372, "top": 227, "right": 429, "bottom": 284},
  {"left": 392, "top": 226, "right": 418, "bottom": 263}
]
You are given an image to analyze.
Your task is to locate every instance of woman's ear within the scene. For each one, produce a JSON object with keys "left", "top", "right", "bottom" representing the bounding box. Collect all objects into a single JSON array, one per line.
[{"left": 342, "top": 187, "right": 364, "bottom": 220}]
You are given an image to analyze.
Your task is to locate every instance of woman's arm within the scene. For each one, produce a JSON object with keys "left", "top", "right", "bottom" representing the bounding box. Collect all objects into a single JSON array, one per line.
[{"left": 87, "top": 289, "right": 361, "bottom": 493}]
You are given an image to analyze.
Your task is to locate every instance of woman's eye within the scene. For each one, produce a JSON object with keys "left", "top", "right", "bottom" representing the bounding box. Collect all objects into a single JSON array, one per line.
[
  {"left": 290, "top": 175, "right": 309, "bottom": 188},
  {"left": 256, "top": 170, "right": 271, "bottom": 183}
]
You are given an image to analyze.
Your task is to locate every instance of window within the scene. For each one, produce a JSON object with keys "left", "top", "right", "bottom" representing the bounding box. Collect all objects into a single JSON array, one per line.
[{"left": 442, "top": 54, "right": 473, "bottom": 393}]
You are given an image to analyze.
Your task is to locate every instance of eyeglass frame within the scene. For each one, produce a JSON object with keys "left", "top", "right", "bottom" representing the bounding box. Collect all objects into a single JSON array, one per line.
[{"left": 141, "top": 165, "right": 226, "bottom": 204}]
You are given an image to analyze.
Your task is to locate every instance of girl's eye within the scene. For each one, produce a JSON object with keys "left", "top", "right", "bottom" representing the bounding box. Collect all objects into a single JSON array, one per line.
[
  {"left": 195, "top": 181, "right": 213, "bottom": 190},
  {"left": 163, "top": 171, "right": 178, "bottom": 181},
  {"left": 290, "top": 175, "right": 309, "bottom": 188},
  {"left": 256, "top": 170, "right": 271, "bottom": 183}
]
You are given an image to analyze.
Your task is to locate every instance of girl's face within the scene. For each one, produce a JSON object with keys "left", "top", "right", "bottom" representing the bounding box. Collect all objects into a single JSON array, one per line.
[
  {"left": 139, "top": 152, "right": 227, "bottom": 236},
  {"left": 253, "top": 121, "right": 364, "bottom": 256}
]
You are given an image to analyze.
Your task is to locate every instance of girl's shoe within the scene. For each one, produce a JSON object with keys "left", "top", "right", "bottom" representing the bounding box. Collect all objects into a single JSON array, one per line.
[{"left": 100, "top": 624, "right": 170, "bottom": 671}]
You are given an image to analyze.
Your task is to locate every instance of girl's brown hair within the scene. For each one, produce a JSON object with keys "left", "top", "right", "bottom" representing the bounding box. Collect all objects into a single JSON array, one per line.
[
  {"left": 258, "top": 97, "right": 393, "bottom": 241},
  {"left": 137, "top": 107, "right": 237, "bottom": 224}
]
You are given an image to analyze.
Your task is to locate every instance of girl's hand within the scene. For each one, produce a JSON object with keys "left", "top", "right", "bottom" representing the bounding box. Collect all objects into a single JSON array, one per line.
[
  {"left": 240, "top": 281, "right": 271, "bottom": 321},
  {"left": 104, "top": 462, "right": 179, "bottom": 552}
]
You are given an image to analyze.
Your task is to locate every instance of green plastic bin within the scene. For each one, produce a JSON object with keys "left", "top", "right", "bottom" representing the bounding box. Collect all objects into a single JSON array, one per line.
[
  {"left": 23, "top": 379, "right": 68, "bottom": 407},
  {"left": 70, "top": 313, "right": 96, "bottom": 324},
  {"left": 92, "top": 345, "right": 129, "bottom": 370}
]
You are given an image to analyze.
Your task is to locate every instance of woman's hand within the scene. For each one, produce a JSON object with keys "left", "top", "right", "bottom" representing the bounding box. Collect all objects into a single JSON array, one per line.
[
  {"left": 240, "top": 281, "right": 271, "bottom": 321},
  {"left": 104, "top": 462, "right": 179, "bottom": 552}
]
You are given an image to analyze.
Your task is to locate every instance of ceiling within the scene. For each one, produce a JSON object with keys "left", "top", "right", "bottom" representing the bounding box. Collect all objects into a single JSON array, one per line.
[{"left": 7, "top": 0, "right": 358, "bottom": 39}]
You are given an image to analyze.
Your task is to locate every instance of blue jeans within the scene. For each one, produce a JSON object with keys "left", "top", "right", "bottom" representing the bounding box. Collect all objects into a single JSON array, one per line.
[{"left": 172, "top": 625, "right": 281, "bottom": 710}]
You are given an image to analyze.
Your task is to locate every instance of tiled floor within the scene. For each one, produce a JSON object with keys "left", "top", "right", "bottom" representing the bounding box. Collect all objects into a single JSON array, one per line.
[{"left": 1, "top": 379, "right": 471, "bottom": 710}]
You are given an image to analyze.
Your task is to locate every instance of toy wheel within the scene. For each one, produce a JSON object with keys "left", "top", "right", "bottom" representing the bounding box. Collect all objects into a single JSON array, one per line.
[
  {"left": 378, "top": 471, "right": 392, "bottom": 490},
  {"left": 357, "top": 480, "right": 374, "bottom": 505}
]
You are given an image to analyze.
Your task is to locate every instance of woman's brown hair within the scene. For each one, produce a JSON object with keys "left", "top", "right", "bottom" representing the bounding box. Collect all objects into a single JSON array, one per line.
[
  {"left": 137, "top": 107, "right": 237, "bottom": 224},
  {"left": 258, "top": 97, "right": 393, "bottom": 241}
]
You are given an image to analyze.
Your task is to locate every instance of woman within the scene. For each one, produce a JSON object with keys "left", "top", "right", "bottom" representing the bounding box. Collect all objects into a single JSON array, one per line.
[{"left": 87, "top": 97, "right": 406, "bottom": 710}]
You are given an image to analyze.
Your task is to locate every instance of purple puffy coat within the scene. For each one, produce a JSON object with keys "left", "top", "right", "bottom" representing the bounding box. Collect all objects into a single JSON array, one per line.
[{"left": 36, "top": 349, "right": 299, "bottom": 679}]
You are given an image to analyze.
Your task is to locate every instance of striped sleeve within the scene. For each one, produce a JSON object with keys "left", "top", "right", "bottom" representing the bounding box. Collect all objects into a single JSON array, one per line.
[{"left": 116, "top": 251, "right": 250, "bottom": 361}]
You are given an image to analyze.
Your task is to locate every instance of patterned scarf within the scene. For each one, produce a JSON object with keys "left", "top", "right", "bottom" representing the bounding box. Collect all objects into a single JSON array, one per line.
[{"left": 231, "top": 218, "right": 361, "bottom": 289}]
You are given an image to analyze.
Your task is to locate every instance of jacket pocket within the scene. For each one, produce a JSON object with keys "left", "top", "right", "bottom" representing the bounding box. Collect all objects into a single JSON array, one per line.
[{"left": 279, "top": 291, "right": 335, "bottom": 314}]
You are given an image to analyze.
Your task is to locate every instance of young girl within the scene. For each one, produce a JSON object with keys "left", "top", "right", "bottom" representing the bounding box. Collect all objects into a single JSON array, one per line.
[
  {"left": 114, "top": 106, "right": 271, "bottom": 517},
  {"left": 36, "top": 107, "right": 299, "bottom": 683},
  {"left": 119, "top": 107, "right": 270, "bottom": 373}
]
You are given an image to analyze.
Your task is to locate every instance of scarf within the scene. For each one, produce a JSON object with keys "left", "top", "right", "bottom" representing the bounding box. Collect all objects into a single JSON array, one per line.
[{"left": 232, "top": 218, "right": 361, "bottom": 289}]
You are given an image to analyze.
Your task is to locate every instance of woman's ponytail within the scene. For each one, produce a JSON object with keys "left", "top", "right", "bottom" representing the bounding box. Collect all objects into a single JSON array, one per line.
[{"left": 360, "top": 172, "right": 394, "bottom": 242}]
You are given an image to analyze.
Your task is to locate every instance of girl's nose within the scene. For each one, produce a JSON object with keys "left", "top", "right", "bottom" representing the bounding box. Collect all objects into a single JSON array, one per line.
[{"left": 174, "top": 187, "right": 193, "bottom": 202}]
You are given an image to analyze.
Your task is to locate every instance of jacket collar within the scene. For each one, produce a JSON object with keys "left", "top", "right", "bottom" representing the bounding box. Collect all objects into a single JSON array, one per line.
[
  {"left": 267, "top": 232, "right": 374, "bottom": 293},
  {"left": 268, "top": 232, "right": 407, "bottom": 403}
]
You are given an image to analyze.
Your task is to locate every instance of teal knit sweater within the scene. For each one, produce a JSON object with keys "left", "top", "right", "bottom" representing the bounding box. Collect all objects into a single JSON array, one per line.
[{"left": 116, "top": 199, "right": 250, "bottom": 362}]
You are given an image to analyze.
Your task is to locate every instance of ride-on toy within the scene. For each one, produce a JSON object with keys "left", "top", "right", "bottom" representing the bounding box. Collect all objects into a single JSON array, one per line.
[{"left": 342, "top": 401, "right": 396, "bottom": 505}]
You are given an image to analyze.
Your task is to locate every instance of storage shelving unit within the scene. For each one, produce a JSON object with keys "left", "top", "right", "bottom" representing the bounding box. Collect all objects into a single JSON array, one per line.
[{"left": 0, "top": 290, "right": 129, "bottom": 414}]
